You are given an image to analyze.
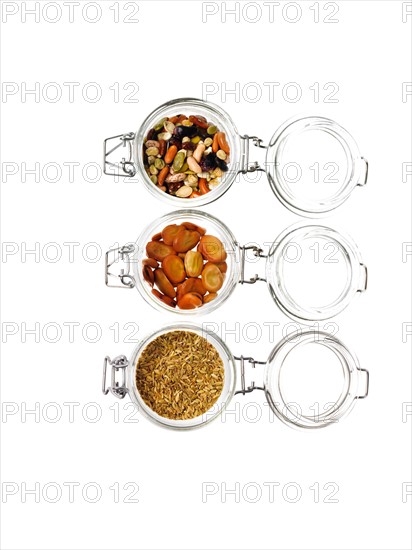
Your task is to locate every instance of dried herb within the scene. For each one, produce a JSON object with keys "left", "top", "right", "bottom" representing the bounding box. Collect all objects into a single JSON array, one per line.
[{"left": 136, "top": 330, "right": 224, "bottom": 420}]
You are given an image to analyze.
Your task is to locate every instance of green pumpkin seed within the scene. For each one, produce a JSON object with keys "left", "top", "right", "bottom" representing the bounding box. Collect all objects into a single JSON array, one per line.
[
  {"left": 146, "top": 147, "right": 159, "bottom": 156},
  {"left": 154, "top": 158, "right": 165, "bottom": 170},
  {"left": 207, "top": 125, "right": 217, "bottom": 135},
  {"left": 154, "top": 117, "right": 167, "bottom": 131},
  {"left": 149, "top": 165, "right": 159, "bottom": 175},
  {"left": 173, "top": 151, "right": 186, "bottom": 172},
  {"left": 150, "top": 175, "right": 158, "bottom": 185}
]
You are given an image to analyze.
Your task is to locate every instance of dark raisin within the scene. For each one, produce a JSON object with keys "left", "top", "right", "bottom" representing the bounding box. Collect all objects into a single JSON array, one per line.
[
  {"left": 173, "top": 126, "right": 184, "bottom": 138},
  {"left": 173, "top": 125, "right": 197, "bottom": 138},
  {"left": 186, "top": 126, "right": 198, "bottom": 137},
  {"left": 197, "top": 128, "right": 209, "bottom": 140},
  {"left": 200, "top": 152, "right": 217, "bottom": 171},
  {"left": 167, "top": 181, "right": 184, "bottom": 194},
  {"left": 169, "top": 137, "right": 182, "bottom": 149},
  {"left": 216, "top": 156, "right": 228, "bottom": 172},
  {"left": 147, "top": 128, "right": 157, "bottom": 141},
  {"left": 182, "top": 141, "right": 196, "bottom": 151}
]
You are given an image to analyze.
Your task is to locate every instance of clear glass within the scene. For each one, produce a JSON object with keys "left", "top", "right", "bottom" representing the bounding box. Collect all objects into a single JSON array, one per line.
[
  {"left": 266, "top": 223, "right": 367, "bottom": 322},
  {"left": 127, "top": 324, "right": 236, "bottom": 430},
  {"left": 265, "top": 116, "right": 368, "bottom": 216},
  {"left": 131, "top": 210, "right": 241, "bottom": 315},
  {"left": 135, "top": 98, "right": 241, "bottom": 207},
  {"left": 264, "top": 330, "right": 368, "bottom": 430}
]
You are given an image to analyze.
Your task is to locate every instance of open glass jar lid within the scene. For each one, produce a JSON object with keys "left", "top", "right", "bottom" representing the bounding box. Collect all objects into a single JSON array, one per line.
[
  {"left": 103, "top": 98, "right": 368, "bottom": 215},
  {"left": 105, "top": 210, "right": 367, "bottom": 322},
  {"left": 266, "top": 223, "right": 368, "bottom": 322},
  {"left": 102, "top": 324, "right": 369, "bottom": 430}
]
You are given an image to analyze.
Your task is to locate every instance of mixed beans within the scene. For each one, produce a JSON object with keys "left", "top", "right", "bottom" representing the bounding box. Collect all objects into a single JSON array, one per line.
[
  {"left": 143, "top": 115, "right": 230, "bottom": 198},
  {"left": 142, "top": 221, "right": 227, "bottom": 309}
]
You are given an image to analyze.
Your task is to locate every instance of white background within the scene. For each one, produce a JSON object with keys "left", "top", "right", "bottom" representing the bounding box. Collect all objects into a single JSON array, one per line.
[{"left": 1, "top": 1, "right": 411, "bottom": 549}]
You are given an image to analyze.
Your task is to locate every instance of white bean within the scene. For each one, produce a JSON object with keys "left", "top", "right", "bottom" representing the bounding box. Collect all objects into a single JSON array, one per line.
[
  {"left": 187, "top": 156, "right": 202, "bottom": 174},
  {"left": 175, "top": 185, "right": 193, "bottom": 198},
  {"left": 193, "top": 143, "right": 206, "bottom": 163}
]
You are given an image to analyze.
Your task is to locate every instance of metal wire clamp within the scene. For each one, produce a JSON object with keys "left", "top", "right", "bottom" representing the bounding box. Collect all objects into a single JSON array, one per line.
[
  {"left": 234, "top": 356, "right": 266, "bottom": 395},
  {"left": 105, "top": 244, "right": 136, "bottom": 288},
  {"left": 104, "top": 132, "right": 136, "bottom": 177},
  {"left": 239, "top": 245, "right": 267, "bottom": 284},
  {"left": 240, "top": 135, "right": 267, "bottom": 174},
  {"left": 102, "top": 355, "right": 129, "bottom": 399}
]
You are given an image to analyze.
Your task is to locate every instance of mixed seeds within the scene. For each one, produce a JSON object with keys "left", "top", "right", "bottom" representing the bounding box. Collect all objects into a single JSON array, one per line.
[
  {"left": 135, "top": 330, "right": 224, "bottom": 420},
  {"left": 143, "top": 114, "right": 230, "bottom": 198},
  {"left": 143, "top": 221, "right": 227, "bottom": 309}
]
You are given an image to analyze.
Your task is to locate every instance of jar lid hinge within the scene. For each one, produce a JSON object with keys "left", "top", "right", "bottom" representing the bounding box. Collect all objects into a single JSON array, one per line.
[
  {"left": 234, "top": 355, "right": 266, "bottom": 395},
  {"left": 240, "top": 135, "right": 267, "bottom": 174},
  {"left": 239, "top": 245, "right": 267, "bottom": 284}
]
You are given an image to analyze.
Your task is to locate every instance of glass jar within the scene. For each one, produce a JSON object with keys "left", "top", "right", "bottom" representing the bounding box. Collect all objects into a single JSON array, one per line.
[
  {"left": 105, "top": 210, "right": 367, "bottom": 323},
  {"left": 103, "top": 98, "right": 368, "bottom": 215},
  {"left": 102, "top": 324, "right": 369, "bottom": 430},
  {"left": 105, "top": 210, "right": 240, "bottom": 316}
]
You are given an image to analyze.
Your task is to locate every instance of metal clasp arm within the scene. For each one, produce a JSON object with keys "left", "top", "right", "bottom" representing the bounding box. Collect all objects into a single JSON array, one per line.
[
  {"left": 105, "top": 244, "right": 136, "bottom": 289},
  {"left": 240, "top": 135, "right": 267, "bottom": 174},
  {"left": 234, "top": 356, "right": 266, "bottom": 395},
  {"left": 239, "top": 245, "right": 267, "bottom": 284},
  {"left": 104, "top": 132, "right": 136, "bottom": 177},
  {"left": 102, "top": 355, "right": 129, "bottom": 399},
  {"left": 358, "top": 157, "right": 368, "bottom": 186},
  {"left": 356, "top": 368, "right": 369, "bottom": 399}
]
